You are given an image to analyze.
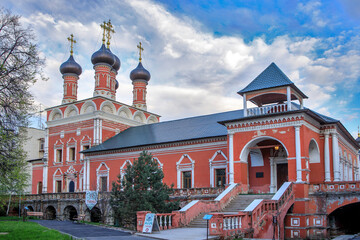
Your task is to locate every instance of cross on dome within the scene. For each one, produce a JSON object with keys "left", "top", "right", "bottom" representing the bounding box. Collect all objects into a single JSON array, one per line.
[
  {"left": 106, "top": 19, "right": 115, "bottom": 48},
  {"left": 67, "top": 34, "right": 76, "bottom": 56},
  {"left": 137, "top": 42, "right": 144, "bottom": 62}
]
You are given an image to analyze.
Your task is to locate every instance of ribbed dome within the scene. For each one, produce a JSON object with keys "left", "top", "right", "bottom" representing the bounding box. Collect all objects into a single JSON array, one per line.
[
  {"left": 115, "top": 80, "right": 119, "bottom": 90},
  {"left": 130, "top": 62, "right": 150, "bottom": 81},
  {"left": 59, "top": 55, "right": 82, "bottom": 75},
  {"left": 113, "top": 54, "right": 121, "bottom": 71},
  {"left": 91, "top": 44, "right": 116, "bottom": 66}
]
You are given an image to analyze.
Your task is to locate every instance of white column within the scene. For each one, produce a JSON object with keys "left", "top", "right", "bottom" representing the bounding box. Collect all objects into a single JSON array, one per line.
[
  {"left": 295, "top": 126, "right": 302, "bottom": 182},
  {"left": 83, "top": 159, "right": 87, "bottom": 191},
  {"left": 42, "top": 128, "right": 49, "bottom": 193},
  {"left": 93, "top": 119, "right": 97, "bottom": 145},
  {"left": 229, "top": 133, "right": 234, "bottom": 184},
  {"left": 42, "top": 163, "right": 48, "bottom": 193},
  {"left": 287, "top": 86, "right": 291, "bottom": 111},
  {"left": 86, "top": 159, "right": 90, "bottom": 190},
  {"left": 243, "top": 94, "right": 247, "bottom": 117},
  {"left": 176, "top": 166, "right": 180, "bottom": 188},
  {"left": 332, "top": 133, "right": 340, "bottom": 181},
  {"left": 269, "top": 157, "right": 276, "bottom": 193},
  {"left": 209, "top": 163, "right": 214, "bottom": 187},
  {"left": 324, "top": 132, "right": 331, "bottom": 182},
  {"left": 99, "top": 119, "right": 103, "bottom": 144}
]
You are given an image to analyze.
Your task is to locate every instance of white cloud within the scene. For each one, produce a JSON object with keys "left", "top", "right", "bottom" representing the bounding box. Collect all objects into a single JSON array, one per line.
[{"left": 17, "top": 0, "right": 359, "bottom": 135}]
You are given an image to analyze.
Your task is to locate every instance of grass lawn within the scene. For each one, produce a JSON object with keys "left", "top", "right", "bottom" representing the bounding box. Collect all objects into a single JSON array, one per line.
[{"left": 0, "top": 221, "right": 72, "bottom": 240}]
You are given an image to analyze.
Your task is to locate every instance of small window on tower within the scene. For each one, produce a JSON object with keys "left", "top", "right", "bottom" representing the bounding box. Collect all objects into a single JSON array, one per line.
[{"left": 56, "top": 149, "right": 62, "bottom": 163}]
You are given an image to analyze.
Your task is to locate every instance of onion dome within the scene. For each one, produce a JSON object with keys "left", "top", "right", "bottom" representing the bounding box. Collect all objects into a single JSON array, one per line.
[
  {"left": 59, "top": 55, "right": 82, "bottom": 75},
  {"left": 91, "top": 44, "right": 116, "bottom": 66},
  {"left": 130, "top": 62, "right": 151, "bottom": 81},
  {"left": 113, "top": 54, "right": 121, "bottom": 71},
  {"left": 115, "top": 80, "right": 119, "bottom": 90}
]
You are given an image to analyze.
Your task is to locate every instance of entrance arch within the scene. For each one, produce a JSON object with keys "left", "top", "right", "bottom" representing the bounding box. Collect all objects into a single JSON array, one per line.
[
  {"left": 69, "top": 181, "right": 75, "bottom": 192},
  {"left": 45, "top": 205, "right": 56, "bottom": 220},
  {"left": 90, "top": 207, "right": 102, "bottom": 222},
  {"left": 240, "top": 136, "right": 289, "bottom": 193},
  {"left": 328, "top": 202, "right": 360, "bottom": 235},
  {"left": 64, "top": 205, "right": 78, "bottom": 220}
]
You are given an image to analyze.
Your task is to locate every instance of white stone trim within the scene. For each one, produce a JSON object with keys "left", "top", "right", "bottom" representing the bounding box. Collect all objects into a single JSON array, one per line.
[
  {"left": 209, "top": 150, "right": 228, "bottom": 187},
  {"left": 133, "top": 110, "right": 146, "bottom": 123},
  {"left": 53, "top": 168, "right": 63, "bottom": 193},
  {"left": 176, "top": 154, "right": 195, "bottom": 188},
  {"left": 324, "top": 132, "right": 330, "bottom": 182},
  {"left": 96, "top": 162, "right": 110, "bottom": 191},
  {"left": 80, "top": 100, "right": 97, "bottom": 114},
  {"left": 295, "top": 125, "right": 302, "bottom": 182},
  {"left": 147, "top": 115, "right": 159, "bottom": 124},
  {"left": 117, "top": 106, "right": 132, "bottom": 119},
  {"left": 100, "top": 100, "right": 116, "bottom": 114},
  {"left": 120, "top": 160, "right": 132, "bottom": 182},
  {"left": 64, "top": 104, "right": 79, "bottom": 118},
  {"left": 49, "top": 108, "right": 63, "bottom": 121},
  {"left": 153, "top": 157, "right": 163, "bottom": 169}
]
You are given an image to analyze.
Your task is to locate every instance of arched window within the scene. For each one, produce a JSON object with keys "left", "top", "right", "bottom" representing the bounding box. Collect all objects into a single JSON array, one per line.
[{"left": 69, "top": 181, "right": 75, "bottom": 192}]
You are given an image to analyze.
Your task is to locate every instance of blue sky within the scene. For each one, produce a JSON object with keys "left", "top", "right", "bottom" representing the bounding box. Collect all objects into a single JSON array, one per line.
[{"left": 3, "top": 0, "right": 360, "bottom": 138}]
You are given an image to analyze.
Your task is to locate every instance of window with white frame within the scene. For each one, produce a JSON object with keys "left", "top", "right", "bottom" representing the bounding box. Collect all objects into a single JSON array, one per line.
[
  {"left": 176, "top": 154, "right": 195, "bottom": 189},
  {"left": 96, "top": 163, "right": 109, "bottom": 192},
  {"left": 209, "top": 150, "right": 228, "bottom": 187},
  {"left": 54, "top": 140, "right": 63, "bottom": 163},
  {"left": 120, "top": 160, "right": 132, "bottom": 184}
]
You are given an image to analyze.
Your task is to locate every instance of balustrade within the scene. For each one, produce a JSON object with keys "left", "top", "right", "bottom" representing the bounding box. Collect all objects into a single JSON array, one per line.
[
  {"left": 247, "top": 103, "right": 290, "bottom": 116},
  {"left": 156, "top": 213, "right": 174, "bottom": 230}
]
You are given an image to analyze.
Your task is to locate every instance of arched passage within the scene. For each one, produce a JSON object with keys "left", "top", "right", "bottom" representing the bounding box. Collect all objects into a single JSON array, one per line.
[
  {"left": 45, "top": 205, "right": 56, "bottom": 220},
  {"left": 240, "top": 137, "right": 289, "bottom": 193},
  {"left": 90, "top": 207, "right": 102, "bottom": 222},
  {"left": 328, "top": 202, "right": 360, "bottom": 235},
  {"left": 63, "top": 205, "right": 78, "bottom": 221}
]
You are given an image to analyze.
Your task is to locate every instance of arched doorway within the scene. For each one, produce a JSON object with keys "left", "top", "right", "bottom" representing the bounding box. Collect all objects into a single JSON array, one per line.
[
  {"left": 90, "top": 207, "right": 102, "bottom": 222},
  {"left": 328, "top": 202, "right": 360, "bottom": 236},
  {"left": 69, "top": 181, "right": 75, "bottom": 192},
  {"left": 45, "top": 206, "right": 56, "bottom": 220},
  {"left": 64, "top": 205, "right": 78, "bottom": 220},
  {"left": 241, "top": 137, "right": 289, "bottom": 193}
]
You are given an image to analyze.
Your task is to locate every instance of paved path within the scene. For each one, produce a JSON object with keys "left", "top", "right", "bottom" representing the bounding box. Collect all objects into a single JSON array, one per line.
[
  {"left": 136, "top": 227, "right": 218, "bottom": 240},
  {"left": 32, "top": 220, "right": 152, "bottom": 240}
]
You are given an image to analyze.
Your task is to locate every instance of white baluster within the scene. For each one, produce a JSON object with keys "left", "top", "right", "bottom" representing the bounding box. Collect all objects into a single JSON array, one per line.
[
  {"left": 159, "top": 216, "right": 162, "bottom": 229},
  {"left": 228, "top": 218, "right": 231, "bottom": 230},
  {"left": 164, "top": 215, "right": 167, "bottom": 228},
  {"left": 235, "top": 217, "right": 238, "bottom": 229},
  {"left": 231, "top": 217, "right": 235, "bottom": 229},
  {"left": 169, "top": 215, "right": 172, "bottom": 228},
  {"left": 223, "top": 218, "right": 227, "bottom": 230}
]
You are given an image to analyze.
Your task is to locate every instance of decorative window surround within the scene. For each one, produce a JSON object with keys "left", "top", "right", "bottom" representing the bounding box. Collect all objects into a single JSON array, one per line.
[
  {"left": 54, "top": 140, "right": 64, "bottom": 164},
  {"left": 53, "top": 168, "right": 63, "bottom": 193},
  {"left": 209, "top": 150, "right": 228, "bottom": 187},
  {"left": 96, "top": 162, "right": 110, "bottom": 192},
  {"left": 66, "top": 138, "right": 77, "bottom": 162},
  {"left": 153, "top": 157, "right": 163, "bottom": 169},
  {"left": 176, "top": 154, "right": 195, "bottom": 188},
  {"left": 120, "top": 160, "right": 132, "bottom": 182}
]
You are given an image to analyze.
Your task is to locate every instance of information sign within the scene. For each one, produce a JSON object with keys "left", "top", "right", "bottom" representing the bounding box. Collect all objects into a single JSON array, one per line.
[
  {"left": 203, "top": 214, "right": 213, "bottom": 220},
  {"left": 142, "top": 213, "right": 160, "bottom": 233}
]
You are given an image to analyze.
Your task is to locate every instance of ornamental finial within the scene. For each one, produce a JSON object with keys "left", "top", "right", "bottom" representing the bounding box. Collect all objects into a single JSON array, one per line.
[
  {"left": 67, "top": 34, "right": 76, "bottom": 56},
  {"left": 137, "top": 42, "right": 144, "bottom": 62},
  {"left": 106, "top": 19, "right": 115, "bottom": 49}
]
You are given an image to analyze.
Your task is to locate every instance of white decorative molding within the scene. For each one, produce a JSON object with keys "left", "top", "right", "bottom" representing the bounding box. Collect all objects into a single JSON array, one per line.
[
  {"left": 209, "top": 150, "right": 228, "bottom": 187},
  {"left": 117, "top": 106, "right": 132, "bottom": 119},
  {"left": 176, "top": 154, "right": 195, "bottom": 188},
  {"left": 64, "top": 104, "right": 79, "bottom": 118},
  {"left": 120, "top": 160, "right": 132, "bottom": 181},
  {"left": 96, "top": 162, "right": 110, "bottom": 191},
  {"left": 133, "top": 110, "right": 146, "bottom": 123}
]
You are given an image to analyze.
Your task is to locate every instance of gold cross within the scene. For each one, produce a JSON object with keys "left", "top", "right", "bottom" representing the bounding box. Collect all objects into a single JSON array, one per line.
[
  {"left": 100, "top": 21, "right": 107, "bottom": 44},
  {"left": 67, "top": 34, "right": 76, "bottom": 56},
  {"left": 106, "top": 19, "right": 115, "bottom": 48},
  {"left": 137, "top": 42, "right": 144, "bottom": 62}
]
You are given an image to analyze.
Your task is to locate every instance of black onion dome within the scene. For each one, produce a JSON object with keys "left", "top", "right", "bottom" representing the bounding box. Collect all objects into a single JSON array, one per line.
[
  {"left": 60, "top": 55, "right": 82, "bottom": 75},
  {"left": 115, "top": 80, "right": 119, "bottom": 90},
  {"left": 113, "top": 54, "right": 121, "bottom": 71},
  {"left": 91, "top": 44, "right": 116, "bottom": 66},
  {"left": 130, "top": 62, "right": 150, "bottom": 81}
]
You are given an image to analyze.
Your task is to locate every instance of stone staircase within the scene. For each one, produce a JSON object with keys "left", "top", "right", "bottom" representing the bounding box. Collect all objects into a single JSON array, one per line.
[{"left": 187, "top": 193, "right": 274, "bottom": 228}]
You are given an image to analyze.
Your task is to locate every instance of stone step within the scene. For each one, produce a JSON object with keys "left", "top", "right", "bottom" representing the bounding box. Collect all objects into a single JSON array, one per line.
[{"left": 187, "top": 193, "right": 274, "bottom": 228}]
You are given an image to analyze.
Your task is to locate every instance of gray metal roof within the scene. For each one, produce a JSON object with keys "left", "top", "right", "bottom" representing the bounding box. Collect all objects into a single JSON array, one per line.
[
  {"left": 237, "top": 62, "right": 307, "bottom": 98},
  {"left": 84, "top": 109, "right": 245, "bottom": 153},
  {"left": 84, "top": 105, "right": 341, "bottom": 154}
]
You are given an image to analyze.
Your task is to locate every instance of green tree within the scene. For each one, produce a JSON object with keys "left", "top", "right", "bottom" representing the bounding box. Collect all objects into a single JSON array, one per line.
[
  {"left": 0, "top": 8, "right": 45, "bottom": 196},
  {"left": 110, "top": 151, "right": 179, "bottom": 228}
]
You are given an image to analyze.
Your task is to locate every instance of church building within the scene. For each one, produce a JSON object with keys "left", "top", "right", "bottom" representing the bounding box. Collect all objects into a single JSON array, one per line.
[{"left": 29, "top": 21, "right": 360, "bottom": 239}]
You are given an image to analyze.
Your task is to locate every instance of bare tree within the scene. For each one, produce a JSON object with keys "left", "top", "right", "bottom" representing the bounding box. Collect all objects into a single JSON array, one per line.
[{"left": 0, "top": 8, "right": 45, "bottom": 196}]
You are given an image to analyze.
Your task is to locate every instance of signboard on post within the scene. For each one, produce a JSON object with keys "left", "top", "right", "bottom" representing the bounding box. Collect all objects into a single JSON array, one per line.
[
  {"left": 85, "top": 191, "right": 98, "bottom": 210},
  {"left": 142, "top": 213, "right": 160, "bottom": 233}
]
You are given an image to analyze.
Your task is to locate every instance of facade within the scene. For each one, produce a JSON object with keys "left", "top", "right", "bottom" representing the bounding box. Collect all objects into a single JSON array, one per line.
[
  {"left": 28, "top": 24, "right": 360, "bottom": 238},
  {"left": 23, "top": 127, "right": 45, "bottom": 193}
]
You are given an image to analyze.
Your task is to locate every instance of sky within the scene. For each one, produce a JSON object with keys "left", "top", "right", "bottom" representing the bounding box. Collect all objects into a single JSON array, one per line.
[{"left": 3, "top": 0, "right": 360, "bottom": 138}]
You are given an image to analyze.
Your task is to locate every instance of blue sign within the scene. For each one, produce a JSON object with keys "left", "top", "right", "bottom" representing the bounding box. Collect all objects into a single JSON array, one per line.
[{"left": 203, "top": 214, "right": 213, "bottom": 220}]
